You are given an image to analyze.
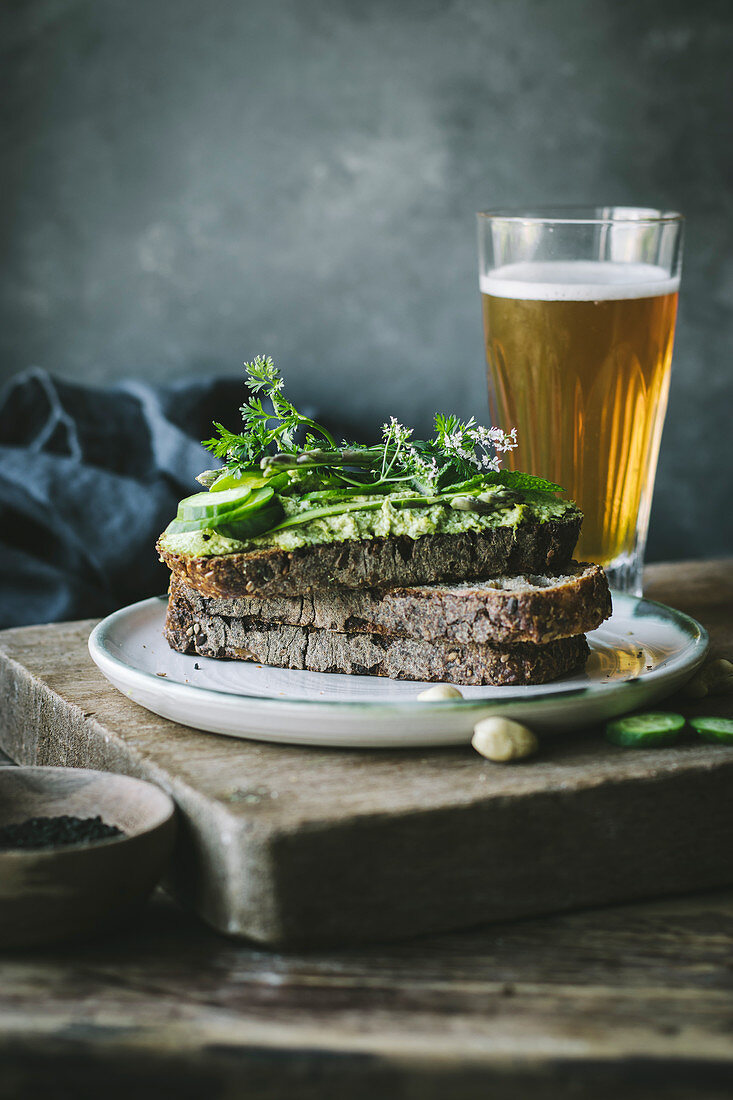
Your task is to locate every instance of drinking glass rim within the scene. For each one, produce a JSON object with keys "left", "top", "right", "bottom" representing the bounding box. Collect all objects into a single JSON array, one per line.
[{"left": 476, "top": 205, "right": 683, "bottom": 226}]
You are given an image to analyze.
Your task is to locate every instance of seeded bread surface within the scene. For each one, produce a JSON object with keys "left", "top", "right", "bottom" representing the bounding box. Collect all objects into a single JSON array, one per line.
[
  {"left": 158, "top": 515, "right": 582, "bottom": 599},
  {"left": 164, "top": 589, "right": 590, "bottom": 686}
]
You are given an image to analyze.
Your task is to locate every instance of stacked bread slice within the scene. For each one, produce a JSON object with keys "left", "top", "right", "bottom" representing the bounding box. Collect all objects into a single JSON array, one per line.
[{"left": 163, "top": 554, "right": 611, "bottom": 687}]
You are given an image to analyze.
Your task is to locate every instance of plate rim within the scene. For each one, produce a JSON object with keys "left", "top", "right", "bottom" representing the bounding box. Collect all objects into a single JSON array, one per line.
[{"left": 88, "top": 591, "right": 710, "bottom": 717}]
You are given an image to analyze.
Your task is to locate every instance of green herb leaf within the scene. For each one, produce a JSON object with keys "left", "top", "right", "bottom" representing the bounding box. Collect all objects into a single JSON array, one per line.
[
  {"left": 203, "top": 356, "right": 337, "bottom": 470},
  {"left": 494, "top": 470, "right": 564, "bottom": 495},
  {"left": 200, "top": 355, "right": 565, "bottom": 504}
]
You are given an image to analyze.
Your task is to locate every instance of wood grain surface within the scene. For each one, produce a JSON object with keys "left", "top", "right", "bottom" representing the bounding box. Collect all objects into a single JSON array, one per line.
[
  {"left": 0, "top": 560, "right": 731, "bottom": 948},
  {"left": 1, "top": 886, "right": 732, "bottom": 1099},
  {"left": 0, "top": 561, "right": 732, "bottom": 1097}
]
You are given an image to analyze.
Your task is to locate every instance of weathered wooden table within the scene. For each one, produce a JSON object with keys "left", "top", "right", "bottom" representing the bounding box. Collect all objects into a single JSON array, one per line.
[{"left": 1, "top": 559, "right": 732, "bottom": 1099}]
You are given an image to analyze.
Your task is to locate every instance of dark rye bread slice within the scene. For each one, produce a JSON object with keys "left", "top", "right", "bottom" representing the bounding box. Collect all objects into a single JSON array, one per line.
[
  {"left": 164, "top": 588, "right": 590, "bottom": 686},
  {"left": 168, "top": 561, "right": 610, "bottom": 646},
  {"left": 157, "top": 512, "right": 581, "bottom": 599}
]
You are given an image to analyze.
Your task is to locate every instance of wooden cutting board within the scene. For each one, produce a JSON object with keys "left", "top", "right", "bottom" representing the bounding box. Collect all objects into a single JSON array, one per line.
[{"left": 1, "top": 559, "right": 731, "bottom": 947}]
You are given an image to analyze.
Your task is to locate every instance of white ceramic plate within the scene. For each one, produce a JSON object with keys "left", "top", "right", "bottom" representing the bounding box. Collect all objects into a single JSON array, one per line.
[{"left": 88, "top": 593, "right": 708, "bottom": 748}]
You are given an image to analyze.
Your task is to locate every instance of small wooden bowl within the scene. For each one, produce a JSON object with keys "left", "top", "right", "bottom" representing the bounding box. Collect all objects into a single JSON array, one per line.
[{"left": 0, "top": 767, "right": 176, "bottom": 948}]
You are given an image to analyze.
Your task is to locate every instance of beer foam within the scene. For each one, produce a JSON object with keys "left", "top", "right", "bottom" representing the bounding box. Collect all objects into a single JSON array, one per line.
[{"left": 480, "top": 261, "right": 680, "bottom": 301}]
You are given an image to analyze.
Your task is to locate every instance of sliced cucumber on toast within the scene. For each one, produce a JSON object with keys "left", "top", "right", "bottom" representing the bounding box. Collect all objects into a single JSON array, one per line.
[{"left": 166, "top": 487, "right": 282, "bottom": 538}]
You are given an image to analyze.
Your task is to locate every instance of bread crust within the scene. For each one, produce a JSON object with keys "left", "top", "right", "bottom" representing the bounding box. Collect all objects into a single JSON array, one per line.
[
  {"left": 158, "top": 515, "right": 582, "bottom": 599},
  {"left": 164, "top": 586, "right": 590, "bottom": 687},
  {"left": 168, "top": 561, "right": 610, "bottom": 646}
]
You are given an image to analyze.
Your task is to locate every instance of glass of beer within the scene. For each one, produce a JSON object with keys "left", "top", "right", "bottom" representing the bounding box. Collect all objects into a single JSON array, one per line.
[{"left": 477, "top": 206, "right": 683, "bottom": 595}]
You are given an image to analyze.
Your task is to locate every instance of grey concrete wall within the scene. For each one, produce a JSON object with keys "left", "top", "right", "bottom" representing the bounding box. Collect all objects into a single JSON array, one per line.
[{"left": 2, "top": 0, "right": 732, "bottom": 560}]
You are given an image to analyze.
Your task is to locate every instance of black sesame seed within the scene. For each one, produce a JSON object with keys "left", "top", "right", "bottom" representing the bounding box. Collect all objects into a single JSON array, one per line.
[{"left": 0, "top": 815, "right": 124, "bottom": 851}]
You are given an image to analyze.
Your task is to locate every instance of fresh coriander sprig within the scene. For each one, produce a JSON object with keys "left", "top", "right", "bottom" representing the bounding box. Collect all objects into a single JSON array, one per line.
[
  {"left": 378, "top": 413, "right": 518, "bottom": 493},
  {"left": 202, "top": 356, "right": 562, "bottom": 498},
  {"left": 203, "top": 356, "right": 337, "bottom": 469}
]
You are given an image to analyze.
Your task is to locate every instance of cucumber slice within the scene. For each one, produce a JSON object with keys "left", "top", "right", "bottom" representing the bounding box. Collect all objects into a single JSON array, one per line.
[
  {"left": 165, "top": 516, "right": 213, "bottom": 535},
  {"left": 210, "top": 469, "right": 291, "bottom": 493},
  {"left": 605, "top": 712, "right": 686, "bottom": 747},
  {"left": 178, "top": 486, "right": 254, "bottom": 520},
  {"left": 208, "top": 466, "right": 265, "bottom": 492},
  {"left": 689, "top": 717, "right": 733, "bottom": 744},
  {"left": 168, "top": 487, "right": 278, "bottom": 535},
  {"left": 216, "top": 500, "right": 284, "bottom": 540},
  {"left": 166, "top": 501, "right": 259, "bottom": 535}
]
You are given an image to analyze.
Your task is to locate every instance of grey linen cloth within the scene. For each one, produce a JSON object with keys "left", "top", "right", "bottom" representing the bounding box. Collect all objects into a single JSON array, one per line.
[{"left": 0, "top": 368, "right": 247, "bottom": 628}]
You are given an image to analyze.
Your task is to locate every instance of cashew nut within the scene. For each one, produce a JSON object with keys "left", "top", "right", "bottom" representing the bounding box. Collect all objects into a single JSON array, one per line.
[
  {"left": 472, "top": 717, "right": 538, "bottom": 762},
  {"left": 417, "top": 684, "right": 464, "bottom": 701},
  {"left": 682, "top": 658, "right": 733, "bottom": 700}
]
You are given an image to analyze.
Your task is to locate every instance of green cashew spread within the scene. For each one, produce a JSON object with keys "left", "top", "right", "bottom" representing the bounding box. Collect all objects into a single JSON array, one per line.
[{"left": 160, "top": 491, "right": 577, "bottom": 558}]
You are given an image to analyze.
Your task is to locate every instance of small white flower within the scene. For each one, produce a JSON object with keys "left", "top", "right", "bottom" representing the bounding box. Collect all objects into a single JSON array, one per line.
[
  {"left": 382, "top": 416, "right": 413, "bottom": 446},
  {"left": 464, "top": 422, "right": 518, "bottom": 470}
]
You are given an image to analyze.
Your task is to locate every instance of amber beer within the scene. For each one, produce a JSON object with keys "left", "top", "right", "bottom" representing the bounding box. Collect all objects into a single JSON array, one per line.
[{"left": 481, "top": 261, "right": 679, "bottom": 572}]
